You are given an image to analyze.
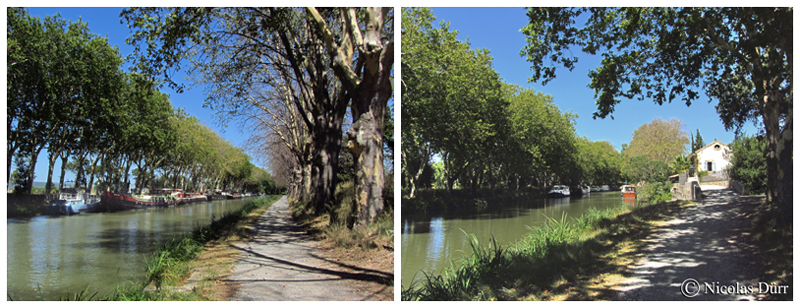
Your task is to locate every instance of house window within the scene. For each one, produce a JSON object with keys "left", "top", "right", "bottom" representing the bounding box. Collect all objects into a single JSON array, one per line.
[
  {"left": 707, "top": 161, "right": 714, "bottom": 171},
  {"left": 714, "top": 144, "right": 721, "bottom": 151}
]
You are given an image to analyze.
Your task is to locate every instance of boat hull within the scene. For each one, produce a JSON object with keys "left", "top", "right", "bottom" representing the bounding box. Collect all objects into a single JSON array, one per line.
[
  {"left": 49, "top": 193, "right": 100, "bottom": 215},
  {"left": 101, "top": 192, "right": 178, "bottom": 212},
  {"left": 547, "top": 191, "right": 570, "bottom": 197}
]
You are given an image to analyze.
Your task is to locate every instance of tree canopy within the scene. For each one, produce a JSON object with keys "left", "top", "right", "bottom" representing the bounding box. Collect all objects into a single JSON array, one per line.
[
  {"left": 7, "top": 8, "right": 270, "bottom": 195},
  {"left": 623, "top": 118, "right": 689, "bottom": 165},
  {"left": 522, "top": 7, "right": 792, "bottom": 219},
  {"left": 122, "top": 7, "right": 394, "bottom": 226},
  {"left": 401, "top": 8, "right": 623, "bottom": 200}
]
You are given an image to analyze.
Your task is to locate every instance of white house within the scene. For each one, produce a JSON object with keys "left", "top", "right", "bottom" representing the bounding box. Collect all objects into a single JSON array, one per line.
[{"left": 690, "top": 140, "right": 732, "bottom": 174}]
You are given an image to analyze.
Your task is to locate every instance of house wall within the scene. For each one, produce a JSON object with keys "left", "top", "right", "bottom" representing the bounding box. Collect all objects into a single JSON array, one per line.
[{"left": 697, "top": 142, "right": 731, "bottom": 172}]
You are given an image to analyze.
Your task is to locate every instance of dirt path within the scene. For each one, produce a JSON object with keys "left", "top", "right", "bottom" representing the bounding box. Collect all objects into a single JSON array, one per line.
[
  {"left": 224, "top": 196, "right": 391, "bottom": 301},
  {"left": 613, "top": 185, "right": 767, "bottom": 300}
]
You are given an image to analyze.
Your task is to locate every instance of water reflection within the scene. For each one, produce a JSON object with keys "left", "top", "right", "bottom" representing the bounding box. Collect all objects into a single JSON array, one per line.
[
  {"left": 7, "top": 198, "right": 251, "bottom": 300},
  {"left": 424, "top": 217, "right": 445, "bottom": 273},
  {"left": 401, "top": 192, "right": 629, "bottom": 288}
]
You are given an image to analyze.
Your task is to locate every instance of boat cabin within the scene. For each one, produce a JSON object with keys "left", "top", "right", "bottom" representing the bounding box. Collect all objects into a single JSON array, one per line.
[{"left": 621, "top": 185, "right": 636, "bottom": 198}]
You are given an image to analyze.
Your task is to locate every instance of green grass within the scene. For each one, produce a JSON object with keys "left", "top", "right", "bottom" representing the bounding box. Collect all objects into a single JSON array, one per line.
[
  {"left": 402, "top": 199, "right": 684, "bottom": 301},
  {"left": 143, "top": 195, "right": 282, "bottom": 290}
]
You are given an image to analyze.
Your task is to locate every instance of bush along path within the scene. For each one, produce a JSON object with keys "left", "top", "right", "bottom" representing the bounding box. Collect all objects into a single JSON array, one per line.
[
  {"left": 614, "top": 186, "right": 772, "bottom": 300},
  {"left": 224, "top": 196, "right": 390, "bottom": 301}
]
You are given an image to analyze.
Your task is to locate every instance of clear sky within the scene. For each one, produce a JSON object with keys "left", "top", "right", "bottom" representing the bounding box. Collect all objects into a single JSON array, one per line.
[
  {"left": 427, "top": 7, "right": 762, "bottom": 152},
  {"left": 16, "top": 7, "right": 265, "bottom": 183}
]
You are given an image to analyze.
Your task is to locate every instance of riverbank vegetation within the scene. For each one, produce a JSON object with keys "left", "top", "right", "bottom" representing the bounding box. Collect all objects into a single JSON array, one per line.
[
  {"left": 43, "top": 196, "right": 282, "bottom": 301},
  {"left": 402, "top": 199, "right": 691, "bottom": 300},
  {"left": 8, "top": 8, "right": 279, "bottom": 197}
]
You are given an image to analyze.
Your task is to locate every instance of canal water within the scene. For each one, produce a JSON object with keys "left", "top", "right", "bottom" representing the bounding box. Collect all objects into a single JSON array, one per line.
[
  {"left": 401, "top": 191, "right": 635, "bottom": 288},
  {"left": 7, "top": 198, "right": 254, "bottom": 300}
]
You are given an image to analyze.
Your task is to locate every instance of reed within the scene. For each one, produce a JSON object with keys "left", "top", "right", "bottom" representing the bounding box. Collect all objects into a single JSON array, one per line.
[{"left": 402, "top": 200, "right": 673, "bottom": 301}]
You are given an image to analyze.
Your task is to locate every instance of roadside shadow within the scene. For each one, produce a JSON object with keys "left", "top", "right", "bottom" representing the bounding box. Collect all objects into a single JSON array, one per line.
[{"left": 228, "top": 243, "right": 391, "bottom": 285}]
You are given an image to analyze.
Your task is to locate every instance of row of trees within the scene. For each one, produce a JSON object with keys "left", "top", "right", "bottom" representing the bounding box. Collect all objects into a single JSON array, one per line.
[
  {"left": 401, "top": 8, "right": 626, "bottom": 198},
  {"left": 121, "top": 7, "right": 394, "bottom": 227},
  {"left": 7, "top": 8, "right": 270, "bottom": 195}
]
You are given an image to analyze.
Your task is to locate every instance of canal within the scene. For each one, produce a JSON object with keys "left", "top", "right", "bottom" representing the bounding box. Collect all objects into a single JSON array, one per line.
[
  {"left": 7, "top": 198, "right": 254, "bottom": 300},
  {"left": 401, "top": 191, "right": 635, "bottom": 288}
]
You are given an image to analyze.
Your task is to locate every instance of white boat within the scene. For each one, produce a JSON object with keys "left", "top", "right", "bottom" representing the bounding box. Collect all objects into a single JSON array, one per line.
[
  {"left": 49, "top": 188, "right": 100, "bottom": 215},
  {"left": 547, "top": 185, "right": 571, "bottom": 197},
  {"left": 600, "top": 185, "right": 610, "bottom": 192},
  {"left": 580, "top": 185, "right": 591, "bottom": 195}
]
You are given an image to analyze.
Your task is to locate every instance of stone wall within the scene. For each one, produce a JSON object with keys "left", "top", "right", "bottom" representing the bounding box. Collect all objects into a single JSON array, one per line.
[
  {"left": 728, "top": 180, "right": 749, "bottom": 195},
  {"left": 672, "top": 180, "right": 701, "bottom": 201}
]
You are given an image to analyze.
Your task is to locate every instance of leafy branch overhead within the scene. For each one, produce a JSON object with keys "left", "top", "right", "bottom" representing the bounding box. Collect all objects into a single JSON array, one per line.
[
  {"left": 122, "top": 7, "right": 394, "bottom": 227},
  {"left": 522, "top": 7, "right": 792, "bottom": 221}
]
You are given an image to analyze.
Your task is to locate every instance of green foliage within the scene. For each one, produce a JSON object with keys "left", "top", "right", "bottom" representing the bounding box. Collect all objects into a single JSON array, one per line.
[
  {"left": 574, "top": 138, "right": 623, "bottom": 185},
  {"left": 726, "top": 135, "right": 767, "bottom": 195},
  {"left": 402, "top": 7, "right": 507, "bottom": 193},
  {"left": 521, "top": 7, "right": 791, "bottom": 214},
  {"left": 145, "top": 196, "right": 280, "bottom": 289},
  {"left": 521, "top": 8, "right": 790, "bottom": 126},
  {"left": 623, "top": 155, "right": 671, "bottom": 183},
  {"left": 504, "top": 84, "right": 579, "bottom": 184},
  {"left": 402, "top": 8, "right": 593, "bottom": 195},
  {"left": 7, "top": 7, "right": 127, "bottom": 194},
  {"left": 402, "top": 206, "right": 629, "bottom": 301},
  {"left": 671, "top": 155, "right": 692, "bottom": 175},
  {"left": 622, "top": 118, "right": 689, "bottom": 164},
  {"left": 637, "top": 182, "right": 673, "bottom": 203},
  {"left": 692, "top": 129, "right": 705, "bottom": 153}
]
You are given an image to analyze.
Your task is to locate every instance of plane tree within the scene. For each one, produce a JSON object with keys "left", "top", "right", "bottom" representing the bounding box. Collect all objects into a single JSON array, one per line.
[
  {"left": 622, "top": 118, "right": 690, "bottom": 165},
  {"left": 401, "top": 7, "right": 506, "bottom": 195},
  {"left": 522, "top": 7, "right": 792, "bottom": 220},
  {"left": 122, "top": 7, "right": 393, "bottom": 226}
]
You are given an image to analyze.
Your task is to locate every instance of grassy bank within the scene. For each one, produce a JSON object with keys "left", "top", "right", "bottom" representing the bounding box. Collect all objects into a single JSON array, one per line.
[
  {"left": 54, "top": 195, "right": 282, "bottom": 301},
  {"left": 402, "top": 199, "right": 690, "bottom": 301}
]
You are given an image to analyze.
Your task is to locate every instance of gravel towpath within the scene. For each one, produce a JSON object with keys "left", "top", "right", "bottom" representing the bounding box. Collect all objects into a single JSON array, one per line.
[
  {"left": 614, "top": 185, "right": 767, "bottom": 300},
  {"left": 226, "top": 196, "right": 387, "bottom": 301}
]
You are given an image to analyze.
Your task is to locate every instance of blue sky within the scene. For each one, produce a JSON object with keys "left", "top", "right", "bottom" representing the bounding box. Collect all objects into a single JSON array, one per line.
[
  {"left": 16, "top": 7, "right": 265, "bottom": 183},
  {"left": 427, "top": 7, "right": 761, "bottom": 152}
]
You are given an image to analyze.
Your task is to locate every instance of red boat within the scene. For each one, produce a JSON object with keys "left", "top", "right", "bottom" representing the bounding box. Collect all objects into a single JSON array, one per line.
[
  {"left": 100, "top": 191, "right": 179, "bottom": 212},
  {"left": 621, "top": 185, "right": 637, "bottom": 198}
]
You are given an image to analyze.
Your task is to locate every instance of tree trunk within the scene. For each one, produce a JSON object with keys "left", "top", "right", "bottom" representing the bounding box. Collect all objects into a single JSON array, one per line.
[
  {"left": 348, "top": 111, "right": 386, "bottom": 226},
  {"left": 59, "top": 153, "right": 68, "bottom": 190},
  {"left": 88, "top": 152, "right": 103, "bottom": 195},
  {"left": 310, "top": 130, "right": 342, "bottom": 215},
  {"left": 7, "top": 141, "right": 19, "bottom": 190},
  {"left": 762, "top": 97, "right": 793, "bottom": 225},
  {"left": 26, "top": 144, "right": 45, "bottom": 195},
  {"left": 45, "top": 149, "right": 58, "bottom": 196}
]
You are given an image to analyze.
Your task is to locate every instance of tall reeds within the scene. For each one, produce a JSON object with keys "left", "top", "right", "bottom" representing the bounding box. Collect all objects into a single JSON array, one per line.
[{"left": 402, "top": 202, "right": 637, "bottom": 301}]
